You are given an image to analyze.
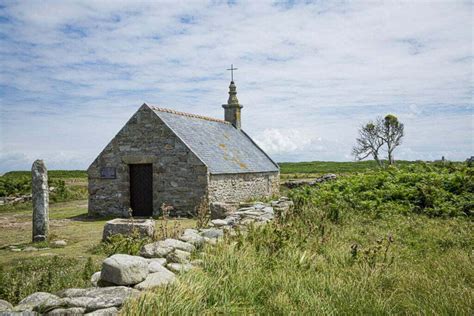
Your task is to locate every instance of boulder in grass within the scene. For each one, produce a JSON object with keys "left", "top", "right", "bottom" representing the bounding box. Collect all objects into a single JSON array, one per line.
[
  {"left": 166, "top": 263, "right": 194, "bottom": 274},
  {"left": 134, "top": 266, "right": 176, "bottom": 291},
  {"left": 210, "top": 219, "right": 228, "bottom": 227},
  {"left": 102, "top": 219, "right": 155, "bottom": 241},
  {"left": 15, "top": 292, "right": 60, "bottom": 311},
  {"left": 101, "top": 254, "right": 148, "bottom": 286},
  {"left": 56, "top": 286, "right": 138, "bottom": 313},
  {"left": 179, "top": 231, "right": 205, "bottom": 247},
  {"left": 200, "top": 228, "right": 224, "bottom": 239},
  {"left": 140, "top": 238, "right": 195, "bottom": 258},
  {"left": 0, "top": 299, "right": 13, "bottom": 311},
  {"left": 140, "top": 243, "right": 173, "bottom": 258},
  {"left": 159, "top": 239, "right": 195, "bottom": 252},
  {"left": 166, "top": 249, "right": 191, "bottom": 263}
]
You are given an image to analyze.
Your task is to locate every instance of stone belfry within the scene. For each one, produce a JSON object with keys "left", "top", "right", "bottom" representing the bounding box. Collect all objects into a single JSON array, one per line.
[{"left": 222, "top": 65, "right": 243, "bottom": 129}]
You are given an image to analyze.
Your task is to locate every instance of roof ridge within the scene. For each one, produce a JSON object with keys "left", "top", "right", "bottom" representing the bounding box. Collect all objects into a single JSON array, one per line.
[{"left": 149, "top": 105, "right": 230, "bottom": 124}]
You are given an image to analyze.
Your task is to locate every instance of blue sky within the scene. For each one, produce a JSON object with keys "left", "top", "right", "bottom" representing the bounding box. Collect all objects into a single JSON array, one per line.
[{"left": 0, "top": 0, "right": 472, "bottom": 173}]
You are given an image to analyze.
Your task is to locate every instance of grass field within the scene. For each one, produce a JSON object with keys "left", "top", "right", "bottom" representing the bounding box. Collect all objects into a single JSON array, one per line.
[
  {"left": 279, "top": 160, "right": 422, "bottom": 175},
  {"left": 0, "top": 199, "right": 195, "bottom": 304},
  {"left": 122, "top": 162, "right": 473, "bottom": 314},
  {"left": 0, "top": 161, "right": 472, "bottom": 313}
]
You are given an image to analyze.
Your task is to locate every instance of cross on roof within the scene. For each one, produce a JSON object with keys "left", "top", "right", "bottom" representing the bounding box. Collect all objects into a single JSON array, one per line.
[{"left": 226, "top": 64, "right": 238, "bottom": 82}]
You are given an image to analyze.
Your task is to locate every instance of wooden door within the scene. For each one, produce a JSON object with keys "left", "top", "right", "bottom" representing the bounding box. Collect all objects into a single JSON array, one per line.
[{"left": 129, "top": 164, "right": 153, "bottom": 217}]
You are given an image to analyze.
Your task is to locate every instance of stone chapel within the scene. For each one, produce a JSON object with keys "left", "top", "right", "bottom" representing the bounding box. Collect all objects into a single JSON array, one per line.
[{"left": 87, "top": 81, "right": 280, "bottom": 217}]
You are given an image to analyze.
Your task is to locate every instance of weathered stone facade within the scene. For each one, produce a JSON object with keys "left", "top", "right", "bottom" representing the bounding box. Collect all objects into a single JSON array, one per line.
[
  {"left": 208, "top": 172, "right": 279, "bottom": 203},
  {"left": 88, "top": 105, "right": 208, "bottom": 217}
]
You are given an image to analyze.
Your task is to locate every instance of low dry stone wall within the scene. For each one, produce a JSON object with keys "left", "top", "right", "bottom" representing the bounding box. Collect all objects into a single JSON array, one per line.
[
  {"left": 285, "top": 173, "right": 337, "bottom": 189},
  {"left": 0, "top": 197, "right": 293, "bottom": 316}
]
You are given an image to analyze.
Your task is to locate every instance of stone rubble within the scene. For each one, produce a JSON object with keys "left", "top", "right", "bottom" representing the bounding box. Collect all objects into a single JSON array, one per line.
[{"left": 7, "top": 197, "right": 293, "bottom": 316}]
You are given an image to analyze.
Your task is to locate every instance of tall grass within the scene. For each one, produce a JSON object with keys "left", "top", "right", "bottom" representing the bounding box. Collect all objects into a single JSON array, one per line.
[
  {"left": 122, "top": 163, "right": 473, "bottom": 315},
  {"left": 0, "top": 256, "right": 100, "bottom": 305}
]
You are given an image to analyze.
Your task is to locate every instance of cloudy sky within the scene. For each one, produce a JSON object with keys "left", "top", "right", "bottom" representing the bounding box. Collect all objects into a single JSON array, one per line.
[{"left": 0, "top": 0, "right": 472, "bottom": 173}]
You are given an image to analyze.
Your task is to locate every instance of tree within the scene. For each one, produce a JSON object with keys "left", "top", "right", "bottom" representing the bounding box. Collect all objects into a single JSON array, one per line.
[
  {"left": 380, "top": 114, "right": 404, "bottom": 165},
  {"left": 352, "top": 121, "right": 385, "bottom": 167},
  {"left": 352, "top": 114, "right": 405, "bottom": 166}
]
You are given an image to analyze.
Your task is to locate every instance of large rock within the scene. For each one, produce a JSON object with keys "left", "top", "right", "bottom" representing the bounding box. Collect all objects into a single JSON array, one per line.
[
  {"left": 62, "top": 297, "right": 94, "bottom": 308},
  {"left": 210, "top": 202, "right": 237, "bottom": 219},
  {"left": 147, "top": 258, "right": 167, "bottom": 273},
  {"left": 47, "top": 307, "right": 85, "bottom": 315},
  {"left": 179, "top": 231, "right": 205, "bottom": 247},
  {"left": 33, "top": 296, "right": 65, "bottom": 313},
  {"left": 200, "top": 228, "right": 224, "bottom": 239},
  {"left": 15, "top": 292, "right": 59, "bottom": 311},
  {"left": 101, "top": 254, "right": 148, "bottom": 285},
  {"left": 166, "top": 263, "right": 194, "bottom": 274},
  {"left": 56, "top": 286, "right": 138, "bottom": 313},
  {"left": 210, "top": 219, "right": 228, "bottom": 227},
  {"left": 0, "top": 299, "right": 13, "bottom": 311},
  {"left": 134, "top": 266, "right": 176, "bottom": 290},
  {"left": 140, "top": 239, "right": 195, "bottom": 258},
  {"left": 31, "top": 160, "right": 49, "bottom": 242},
  {"left": 102, "top": 219, "right": 155, "bottom": 241},
  {"left": 166, "top": 249, "right": 191, "bottom": 263},
  {"left": 140, "top": 243, "right": 173, "bottom": 258}
]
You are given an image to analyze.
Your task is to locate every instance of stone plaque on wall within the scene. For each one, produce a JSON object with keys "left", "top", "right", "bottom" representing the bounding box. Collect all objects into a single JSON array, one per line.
[{"left": 100, "top": 167, "right": 116, "bottom": 179}]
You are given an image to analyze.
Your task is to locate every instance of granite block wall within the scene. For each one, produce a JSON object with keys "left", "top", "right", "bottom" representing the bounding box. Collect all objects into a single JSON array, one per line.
[
  {"left": 208, "top": 171, "right": 280, "bottom": 203},
  {"left": 88, "top": 105, "right": 209, "bottom": 217}
]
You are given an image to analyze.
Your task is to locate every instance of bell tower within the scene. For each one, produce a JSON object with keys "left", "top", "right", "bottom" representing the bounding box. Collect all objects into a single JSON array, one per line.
[{"left": 222, "top": 65, "right": 243, "bottom": 129}]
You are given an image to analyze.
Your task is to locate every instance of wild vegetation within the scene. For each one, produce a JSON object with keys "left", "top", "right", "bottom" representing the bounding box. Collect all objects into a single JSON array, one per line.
[
  {"left": 279, "top": 159, "right": 416, "bottom": 175},
  {"left": 122, "top": 162, "right": 473, "bottom": 314},
  {"left": 0, "top": 170, "right": 87, "bottom": 202},
  {"left": 0, "top": 199, "right": 194, "bottom": 305},
  {"left": 0, "top": 162, "right": 472, "bottom": 313},
  {"left": 0, "top": 256, "right": 100, "bottom": 305}
]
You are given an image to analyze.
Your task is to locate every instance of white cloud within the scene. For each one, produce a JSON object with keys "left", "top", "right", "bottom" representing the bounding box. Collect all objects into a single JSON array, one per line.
[
  {"left": 0, "top": 0, "right": 472, "bottom": 172},
  {"left": 255, "top": 128, "right": 317, "bottom": 154}
]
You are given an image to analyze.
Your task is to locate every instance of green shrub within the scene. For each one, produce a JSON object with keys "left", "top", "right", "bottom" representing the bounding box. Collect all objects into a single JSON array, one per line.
[
  {"left": 288, "top": 163, "right": 473, "bottom": 218},
  {"left": 91, "top": 232, "right": 151, "bottom": 257}
]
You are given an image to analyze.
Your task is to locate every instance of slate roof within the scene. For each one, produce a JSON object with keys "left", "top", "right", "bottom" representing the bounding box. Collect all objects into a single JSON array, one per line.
[{"left": 147, "top": 104, "right": 279, "bottom": 174}]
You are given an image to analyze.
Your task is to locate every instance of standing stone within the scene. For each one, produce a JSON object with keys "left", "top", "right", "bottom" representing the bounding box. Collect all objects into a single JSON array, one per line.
[{"left": 32, "top": 159, "right": 49, "bottom": 242}]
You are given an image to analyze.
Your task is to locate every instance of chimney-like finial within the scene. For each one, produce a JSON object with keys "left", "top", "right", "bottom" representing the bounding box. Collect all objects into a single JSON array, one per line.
[
  {"left": 223, "top": 65, "right": 243, "bottom": 129},
  {"left": 227, "top": 81, "right": 239, "bottom": 105}
]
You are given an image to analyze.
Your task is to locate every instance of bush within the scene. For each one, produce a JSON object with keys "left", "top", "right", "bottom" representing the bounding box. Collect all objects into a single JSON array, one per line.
[
  {"left": 91, "top": 232, "right": 152, "bottom": 257},
  {"left": 288, "top": 163, "right": 473, "bottom": 218}
]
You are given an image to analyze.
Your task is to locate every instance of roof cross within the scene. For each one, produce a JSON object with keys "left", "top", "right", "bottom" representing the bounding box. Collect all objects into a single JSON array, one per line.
[{"left": 226, "top": 64, "right": 238, "bottom": 82}]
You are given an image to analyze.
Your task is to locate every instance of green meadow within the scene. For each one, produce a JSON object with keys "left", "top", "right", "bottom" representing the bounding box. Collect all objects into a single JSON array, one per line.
[{"left": 0, "top": 161, "right": 472, "bottom": 314}]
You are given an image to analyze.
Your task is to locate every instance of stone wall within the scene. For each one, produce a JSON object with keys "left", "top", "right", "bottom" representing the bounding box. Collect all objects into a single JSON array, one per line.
[
  {"left": 208, "top": 171, "right": 280, "bottom": 203},
  {"left": 88, "top": 105, "right": 208, "bottom": 217}
]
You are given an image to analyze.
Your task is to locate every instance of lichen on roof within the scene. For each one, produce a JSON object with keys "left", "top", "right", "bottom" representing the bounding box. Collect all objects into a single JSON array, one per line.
[{"left": 146, "top": 104, "right": 279, "bottom": 174}]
